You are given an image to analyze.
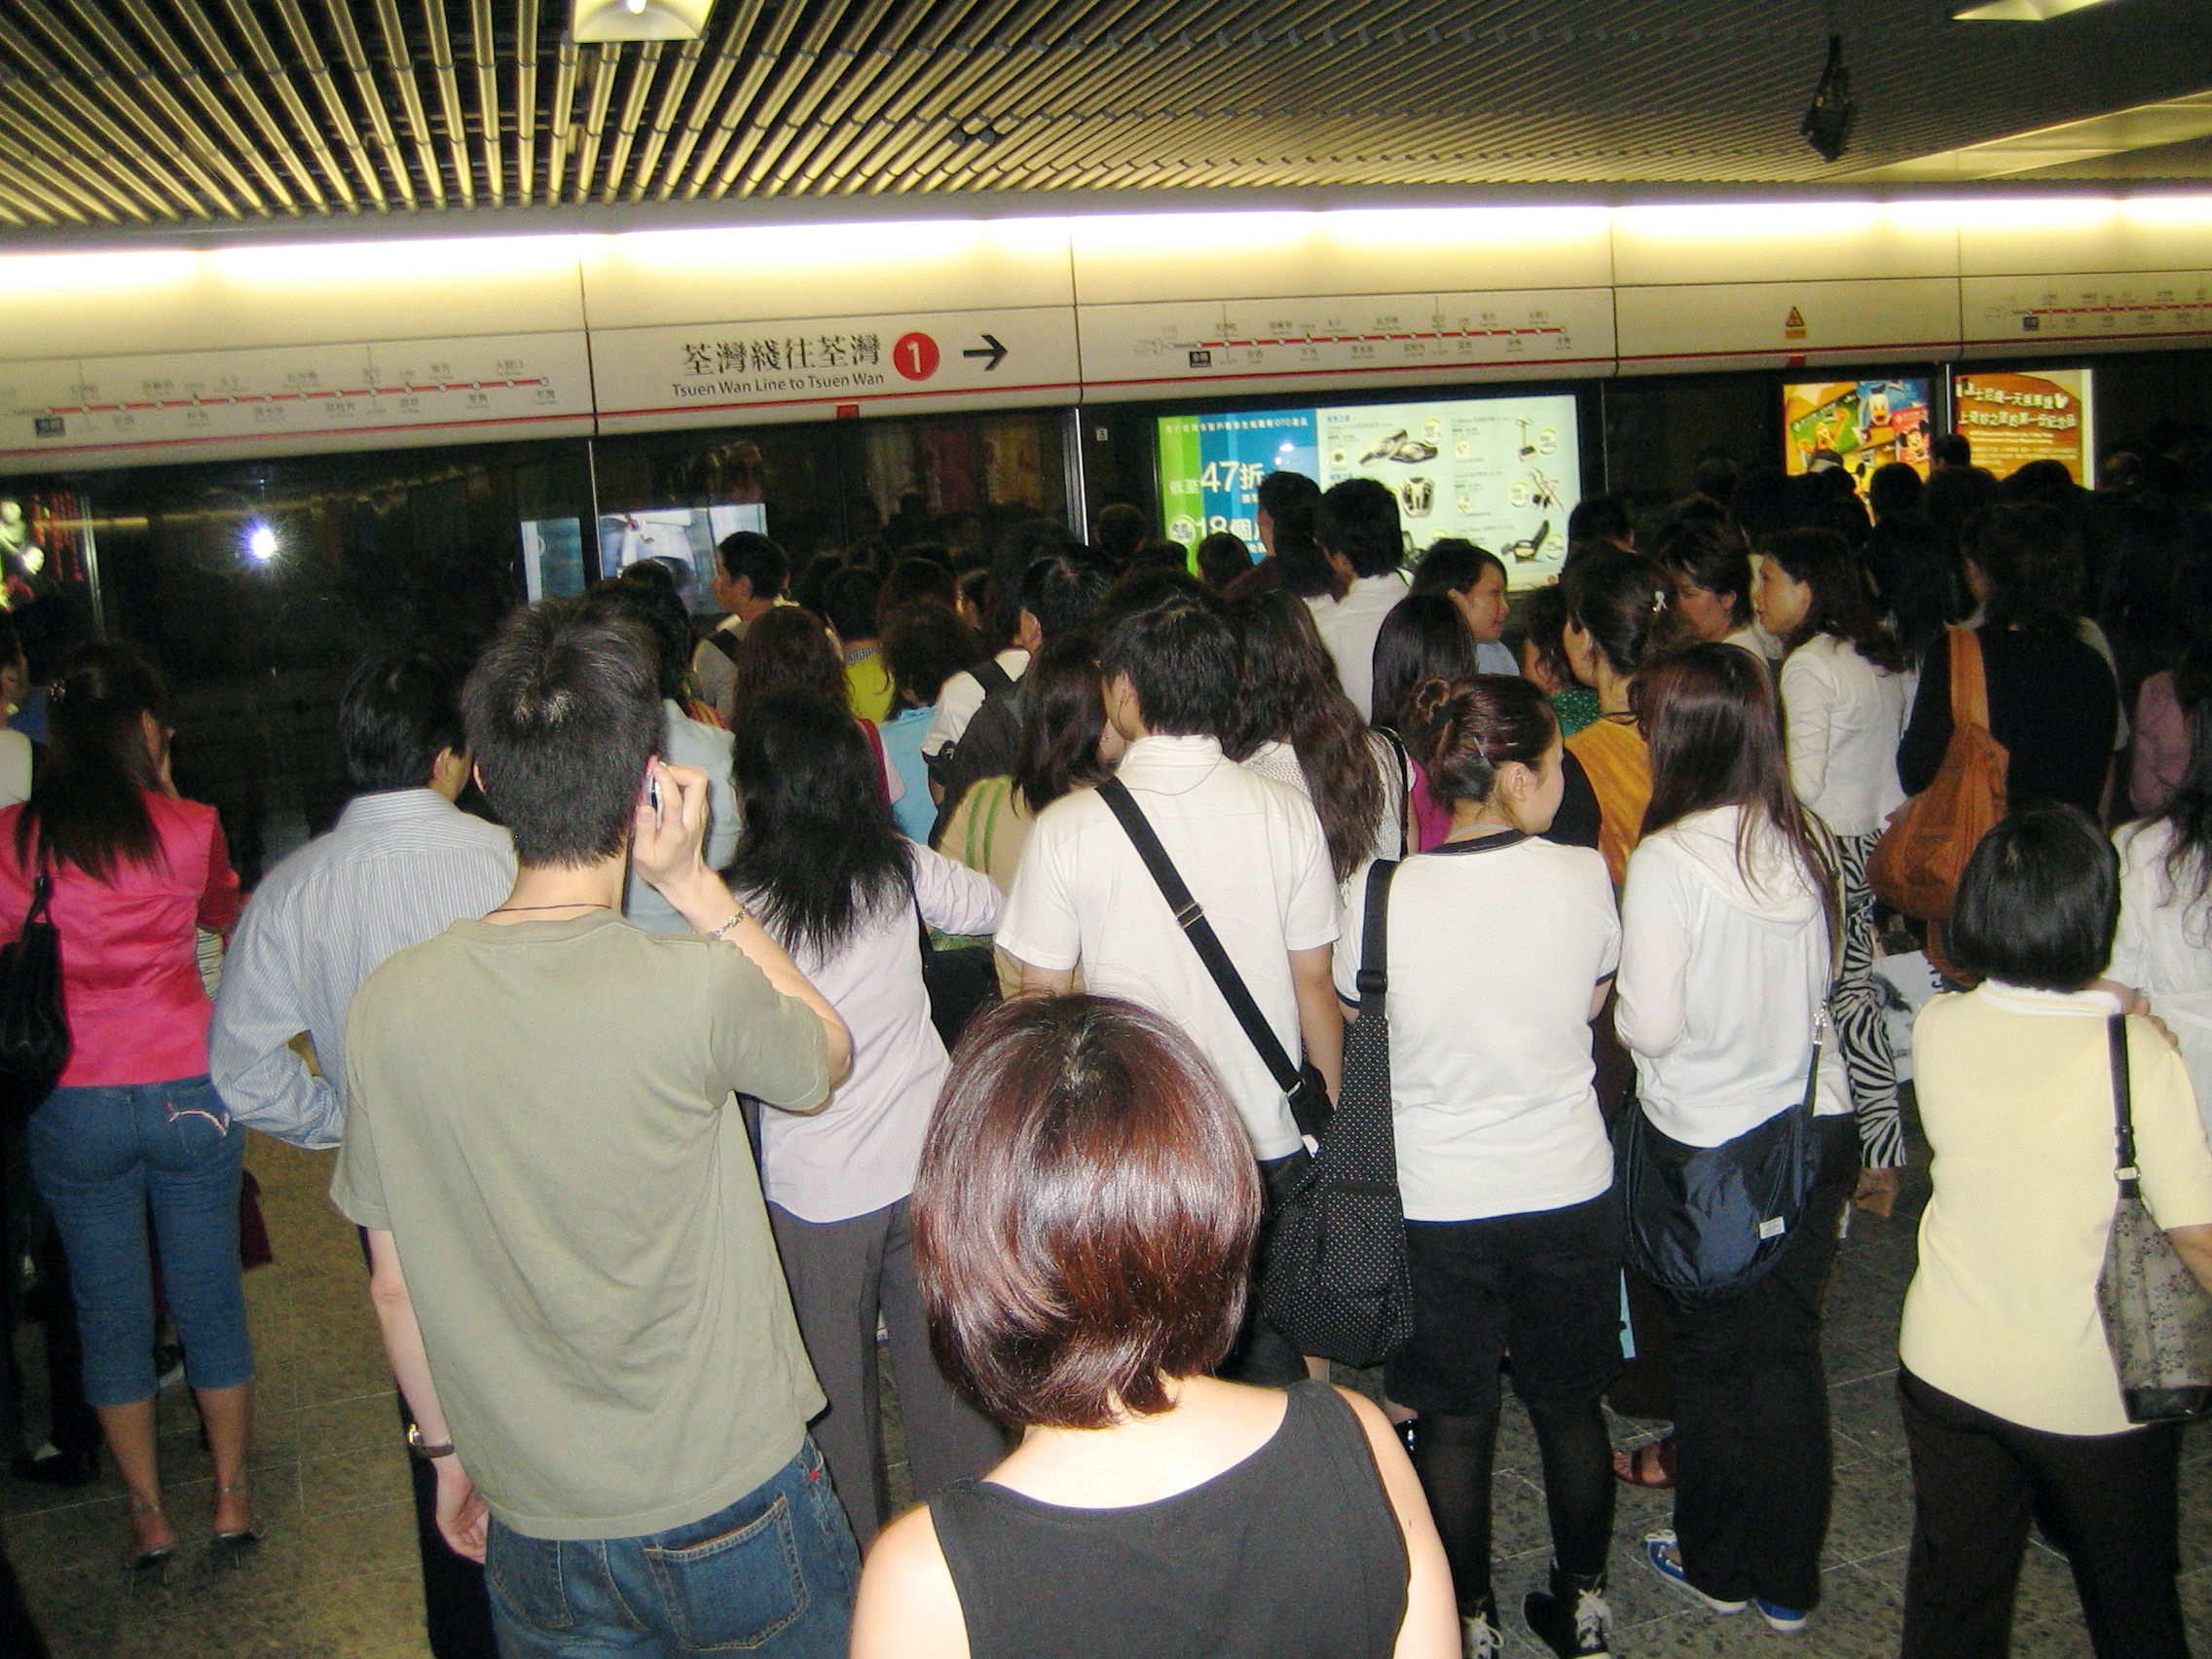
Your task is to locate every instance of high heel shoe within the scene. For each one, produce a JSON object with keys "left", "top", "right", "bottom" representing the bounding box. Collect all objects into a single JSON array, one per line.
[
  {"left": 124, "top": 1497, "right": 175, "bottom": 1580},
  {"left": 208, "top": 1483, "right": 266, "bottom": 1567}
]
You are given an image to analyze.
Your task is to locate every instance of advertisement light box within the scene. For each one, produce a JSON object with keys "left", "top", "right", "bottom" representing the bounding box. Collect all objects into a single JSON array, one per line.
[
  {"left": 1158, "top": 390, "right": 1580, "bottom": 588},
  {"left": 1783, "top": 378, "right": 1933, "bottom": 495}
]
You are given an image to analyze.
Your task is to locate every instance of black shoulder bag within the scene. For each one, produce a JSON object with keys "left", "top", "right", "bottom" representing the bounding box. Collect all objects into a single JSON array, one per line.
[
  {"left": 1616, "top": 1007, "right": 1826, "bottom": 1308},
  {"left": 1096, "top": 777, "right": 1334, "bottom": 1138},
  {"left": 2096, "top": 1014, "right": 2212, "bottom": 1422},
  {"left": 1260, "top": 857, "right": 1415, "bottom": 1367},
  {"left": 0, "top": 859, "right": 69, "bottom": 1128}
]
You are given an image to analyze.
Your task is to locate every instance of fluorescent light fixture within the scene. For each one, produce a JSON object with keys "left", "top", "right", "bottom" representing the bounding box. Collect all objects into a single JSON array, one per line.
[
  {"left": 1616, "top": 203, "right": 1881, "bottom": 238},
  {"left": 0, "top": 252, "right": 196, "bottom": 292},
  {"left": 1954, "top": 0, "right": 2121, "bottom": 18},
  {"left": 1323, "top": 206, "right": 1609, "bottom": 244},
  {"left": 571, "top": 0, "right": 709, "bottom": 41},
  {"left": 208, "top": 237, "right": 581, "bottom": 281},
  {"left": 243, "top": 524, "right": 278, "bottom": 564}
]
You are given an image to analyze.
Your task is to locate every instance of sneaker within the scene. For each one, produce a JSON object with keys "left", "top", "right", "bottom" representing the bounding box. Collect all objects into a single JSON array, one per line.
[
  {"left": 1460, "top": 1600, "right": 1505, "bottom": 1658},
  {"left": 1643, "top": 1530, "right": 1747, "bottom": 1614},
  {"left": 1754, "top": 1597, "right": 1810, "bottom": 1633},
  {"left": 1524, "top": 1565, "right": 1613, "bottom": 1657}
]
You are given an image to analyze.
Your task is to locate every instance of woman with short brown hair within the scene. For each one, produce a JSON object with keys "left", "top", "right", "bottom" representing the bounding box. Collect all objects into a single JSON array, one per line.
[{"left": 850, "top": 995, "right": 1456, "bottom": 1659}]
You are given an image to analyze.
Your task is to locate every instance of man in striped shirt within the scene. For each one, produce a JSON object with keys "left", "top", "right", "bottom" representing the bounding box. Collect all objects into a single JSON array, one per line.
[{"left": 209, "top": 648, "right": 513, "bottom": 1659}]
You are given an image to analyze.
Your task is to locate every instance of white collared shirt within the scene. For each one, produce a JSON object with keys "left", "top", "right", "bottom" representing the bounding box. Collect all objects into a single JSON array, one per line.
[
  {"left": 997, "top": 735, "right": 1340, "bottom": 1160},
  {"left": 1311, "top": 571, "right": 1412, "bottom": 720},
  {"left": 209, "top": 789, "right": 515, "bottom": 1148}
]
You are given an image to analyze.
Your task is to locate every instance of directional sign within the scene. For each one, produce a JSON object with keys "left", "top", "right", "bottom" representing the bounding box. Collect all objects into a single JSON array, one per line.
[
  {"left": 962, "top": 334, "right": 1009, "bottom": 371},
  {"left": 591, "top": 307, "right": 1077, "bottom": 430}
]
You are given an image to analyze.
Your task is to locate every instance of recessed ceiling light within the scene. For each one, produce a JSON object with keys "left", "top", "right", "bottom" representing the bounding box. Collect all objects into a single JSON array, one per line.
[
  {"left": 1953, "top": 0, "right": 2122, "bottom": 19},
  {"left": 571, "top": 0, "right": 710, "bottom": 42}
]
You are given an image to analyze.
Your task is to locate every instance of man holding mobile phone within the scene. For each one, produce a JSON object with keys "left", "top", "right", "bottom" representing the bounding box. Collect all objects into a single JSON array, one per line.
[{"left": 335, "top": 599, "right": 857, "bottom": 1658}]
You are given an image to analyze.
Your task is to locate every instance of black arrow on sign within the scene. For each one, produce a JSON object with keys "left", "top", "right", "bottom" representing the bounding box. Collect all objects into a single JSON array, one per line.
[{"left": 962, "top": 334, "right": 1008, "bottom": 371}]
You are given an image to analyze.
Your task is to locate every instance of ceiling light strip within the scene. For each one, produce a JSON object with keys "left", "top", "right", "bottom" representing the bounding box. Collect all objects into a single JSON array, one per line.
[
  {"left": 92, "top": 0, "right": 278, "bottom": 211},
  {"left": 370, "top": 0, "right": 445, "bottom": 204},
  {"left": 419, "top": 0, "right": 474, "bottom": 206},
  {"left": 165, "top": 0, "right": 313, "bottom": 208},
  {"left": 468, "top": 0, "right": 502, "bottom": 201},
  {"left": 0, "top": 15, "right": 214, "bottom": 217},
  {"left": 319, "top": 0, "right": 415, "bottom": 204}
]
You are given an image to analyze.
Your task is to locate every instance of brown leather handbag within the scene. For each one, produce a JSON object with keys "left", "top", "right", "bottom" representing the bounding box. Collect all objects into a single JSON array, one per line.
[{"left": 1867, "top": 624, "right": 2009, "bottom": 921}]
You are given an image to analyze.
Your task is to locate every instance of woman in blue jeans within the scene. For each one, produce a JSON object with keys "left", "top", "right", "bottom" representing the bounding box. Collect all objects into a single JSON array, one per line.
[{"left": 0, "top": 643, "right": 250, "bottom": 1572}]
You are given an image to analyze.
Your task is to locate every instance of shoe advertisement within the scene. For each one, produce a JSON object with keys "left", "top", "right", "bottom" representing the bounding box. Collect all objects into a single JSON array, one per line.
[{"left": 1158, "top": 390, "right": 1580, "bottom": 588}]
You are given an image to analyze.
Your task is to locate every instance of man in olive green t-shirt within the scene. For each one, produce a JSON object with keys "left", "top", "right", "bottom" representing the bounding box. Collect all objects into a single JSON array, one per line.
[{"left": 334, "top": 600, "right": 857, "bottom": 1659}]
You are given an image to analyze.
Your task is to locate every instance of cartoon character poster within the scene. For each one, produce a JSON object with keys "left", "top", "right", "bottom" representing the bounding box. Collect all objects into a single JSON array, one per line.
[{"left": 1783, "top": 379, "right": 1934, "bottom": 495}]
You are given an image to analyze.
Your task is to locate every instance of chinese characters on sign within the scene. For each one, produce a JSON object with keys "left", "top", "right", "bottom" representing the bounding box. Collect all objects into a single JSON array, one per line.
[
  {"left": 1952, "top": 369, "right": 2092, "bottom": 483},
  {"left": 680, "top": 332, "right": 883, "bottom": 379}
]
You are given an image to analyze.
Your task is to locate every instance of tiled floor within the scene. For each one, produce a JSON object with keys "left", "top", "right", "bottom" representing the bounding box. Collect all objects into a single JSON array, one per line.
[{"left": 4, "top": 1120, "right": 2209, "bottom": 1657}]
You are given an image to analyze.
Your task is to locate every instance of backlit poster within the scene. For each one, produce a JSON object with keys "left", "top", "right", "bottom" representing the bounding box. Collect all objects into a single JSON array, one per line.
[
  {"left": 1157, "top": 409, "right": 1318, "bottom": 556},
  {"left": 1952, "top": 368, "right": 2092, "bottom": 483},
  {"left": 1316, "top": 394, "right": 1578, "bottom": 588},
  {"left": 1783, "top": 379, "right": 1933, "bottom": 494},
  {"left": 1157, "top": 391, "right": 1580, "bottom": 589}
]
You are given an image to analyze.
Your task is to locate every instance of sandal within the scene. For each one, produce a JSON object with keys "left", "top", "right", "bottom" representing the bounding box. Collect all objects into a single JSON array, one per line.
[
  {"left": 208, "top": 1483, "right": 266, "bottom": 1567},
  {"left": 1611, "top": 1436, "right": 1677, "bottom": 1490}
]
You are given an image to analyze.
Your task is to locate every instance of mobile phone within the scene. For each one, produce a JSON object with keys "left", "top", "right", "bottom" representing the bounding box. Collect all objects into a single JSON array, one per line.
[{"left": 646, "top": 772, "right": 662, "bottom": 821}]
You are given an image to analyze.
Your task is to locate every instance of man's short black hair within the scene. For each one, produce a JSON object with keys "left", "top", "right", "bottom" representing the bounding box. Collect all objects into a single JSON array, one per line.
[
  {"left": 820, "top": 566, "right": 884, "bottom": 644},
  {"left": 1949, "top": 802, "right": 2118, "bottom": 993},
  {"left": 1020, "top": 549, "right": 1114, "bottom": 644},
  {"left": 1931, "top": 432, "right": 1973, "bottom": 467},
  {"left": 1097, "top": 592, "right": 1239, "bottom": 739},
  {"left": 715, "top": 531, "right": 789, "bottom": 599},
  {"left": 1315, "top": 477, "right": 1404, "bottom": 579},
  {"left": 1093, "top": 502, "right": 1149, "bottom": 563},
  {"left": 1256, "top": 469, "right": 1319, "bottom": 523},
  {"left": 582, "top": 580, "right": 692, "bottom": 702},
  {"left": 338, "top": 650, "right": 469, "bottom": 794},
  {"left": 461, "top": 600, "right": 666, "bottom": 868},
  {"left": 1567, "top": 494, "right": 1633, "bottom": 548}
]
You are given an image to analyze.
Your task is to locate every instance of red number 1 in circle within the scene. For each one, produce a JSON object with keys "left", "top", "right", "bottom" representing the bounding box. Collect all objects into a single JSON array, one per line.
[{"left": 892, "top": 332, "right": 940, "bottom": 382}]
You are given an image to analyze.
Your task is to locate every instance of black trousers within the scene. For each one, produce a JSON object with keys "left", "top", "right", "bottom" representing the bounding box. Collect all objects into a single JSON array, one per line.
[
  {"left": 1665, "top": 1111, "right": 1856, "bottom": 1612},
  {"left": 1223, "top": 1149, "right": 1314, "bottom": 1386},
  {"left": 356, "top": 1229, "right": 498, "bottom": 1659},
  {"left": 1899, "top": 1369, "right": 2188, "bottom": 1659}
]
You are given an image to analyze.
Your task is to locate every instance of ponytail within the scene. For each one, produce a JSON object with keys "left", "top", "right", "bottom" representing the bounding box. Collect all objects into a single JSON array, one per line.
[{"left": 1410, "top": 674, "right": 1557, "bottom": 809}]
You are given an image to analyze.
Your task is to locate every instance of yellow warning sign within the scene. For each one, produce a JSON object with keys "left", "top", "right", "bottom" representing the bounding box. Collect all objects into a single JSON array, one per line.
[{"left": 1785, "top": 306, "right": 1808, "bottom": 341}]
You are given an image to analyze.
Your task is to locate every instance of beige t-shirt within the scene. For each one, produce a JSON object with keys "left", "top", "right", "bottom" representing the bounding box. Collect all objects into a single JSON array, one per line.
[
  {"left": 1901, "top": 983, "right": 2212, "bottom": 1436},
  {"left": 334, "top": 911, "right": 831, "bottom": 1539}
]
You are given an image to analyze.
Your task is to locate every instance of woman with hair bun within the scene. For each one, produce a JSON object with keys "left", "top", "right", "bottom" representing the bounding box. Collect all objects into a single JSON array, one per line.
[
  {"left": 1551, "top": 550, "right": 1687, "bottom": 885},
  {"left": 850, "top": 995, "right": 1456, "bottom": 1659},
  {"left": 1345, "top": 674, "right": 1624, "bottom": 1659}
]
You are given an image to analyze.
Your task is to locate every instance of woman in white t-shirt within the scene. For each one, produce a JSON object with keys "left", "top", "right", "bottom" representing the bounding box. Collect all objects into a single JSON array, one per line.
[
  {"left": 2113, "top": 663, "right": 2212, "bottom": 1139},
  {"left": 727, "top": 688, "right": 1008, "bottom": 1544},
  {"left": 1754, "top": 528, "right": 1912, "bottom": 1194},
  {"left": 1339, "top": 673, "right": 1621, "bottom": 1659},
  {"left": 1615, "top": 643, "right": 1854, "bottom": 1637}
]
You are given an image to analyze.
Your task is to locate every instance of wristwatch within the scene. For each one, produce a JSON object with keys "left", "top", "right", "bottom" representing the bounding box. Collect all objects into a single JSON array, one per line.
[{"left": 406, "top": 1421, "right": 457, "bottom": 1461}]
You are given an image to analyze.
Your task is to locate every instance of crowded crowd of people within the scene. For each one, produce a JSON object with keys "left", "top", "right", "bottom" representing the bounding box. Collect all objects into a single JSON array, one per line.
[{"left": 3, "top": 424, "right": 2212, "bottom": 1659}]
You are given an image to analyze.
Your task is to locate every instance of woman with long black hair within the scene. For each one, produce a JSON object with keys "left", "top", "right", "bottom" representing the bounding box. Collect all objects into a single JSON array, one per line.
[
  {"left": 0, "top": 642, "right": 251, "bottom": 1571},
  {"left": 729, "top": 689, "right": 1008, "bottom": 1544},
  {"left": 2113, "top": 642, "right": 2212, "bottom": 1138},
  {"left": 1615, "top": 643, "right": 1853, "bottom": 1636},
  {"left": 1229, "top": 590, "right": 1402, "bottom": 879},
  {"left": 1755, "top": 527, "right": 1911, "bottom": 1191}
]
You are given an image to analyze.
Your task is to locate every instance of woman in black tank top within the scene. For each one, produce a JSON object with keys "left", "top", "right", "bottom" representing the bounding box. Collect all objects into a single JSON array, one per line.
[{"left": 849, "top": 996, "right": 1456, "bottom": 1659}]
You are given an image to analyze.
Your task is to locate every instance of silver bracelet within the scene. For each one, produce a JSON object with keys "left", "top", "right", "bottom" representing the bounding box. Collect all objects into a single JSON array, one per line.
[{"left": 706, "top": 906, "right": 751, "bottom": 940}]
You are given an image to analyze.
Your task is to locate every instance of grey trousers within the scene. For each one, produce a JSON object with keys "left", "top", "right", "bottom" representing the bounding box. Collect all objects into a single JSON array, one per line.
[{"left": 767, "top": 1197, "right": 1007, "bottom": 1542}]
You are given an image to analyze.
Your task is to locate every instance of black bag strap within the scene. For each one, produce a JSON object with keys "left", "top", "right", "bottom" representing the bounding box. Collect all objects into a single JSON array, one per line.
[
  {"left": 704, "top": 628, "right": 745, "bottom": 667},
  {"left": 1356, "top": 859, "right": 1399, "bottom": 1006},
  {"left": 2111, "top": 1014, "right": 2141, "bottom": 1199},
  {"left": 1097, "top": 776, "right": 1303, "bottom": 1093},
  {"left": 971, "top": 657, "right": 1014, "bottom": 698}
]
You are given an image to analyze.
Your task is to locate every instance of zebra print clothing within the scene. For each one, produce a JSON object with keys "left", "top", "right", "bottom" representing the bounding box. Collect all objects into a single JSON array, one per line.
[{"left": 1833, "top": 829, "right": 1905, "bottom": 1171}]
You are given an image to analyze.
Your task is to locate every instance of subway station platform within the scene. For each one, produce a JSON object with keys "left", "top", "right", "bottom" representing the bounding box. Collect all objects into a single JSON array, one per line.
[{"left": 6, "top": 1114, "right": 2209, "bottom": 1657}]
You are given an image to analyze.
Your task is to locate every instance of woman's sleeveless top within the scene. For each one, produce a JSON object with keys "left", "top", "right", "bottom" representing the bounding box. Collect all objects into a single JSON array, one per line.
[
  {"left": 928, "top": 1380, "right": 1408, "bottom": 1659},
  {"left": 1565, "top": 716, "right": 1651, "bottom": 887}
]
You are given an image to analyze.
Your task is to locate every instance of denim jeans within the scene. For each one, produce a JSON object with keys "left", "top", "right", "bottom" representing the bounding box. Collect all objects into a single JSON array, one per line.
[
  {"left": 26, "top": 1076, "right": 251, "bottom": 1408},
  {"left": 483, "top": 1439, "right": 859, "bottom": 1659}
]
